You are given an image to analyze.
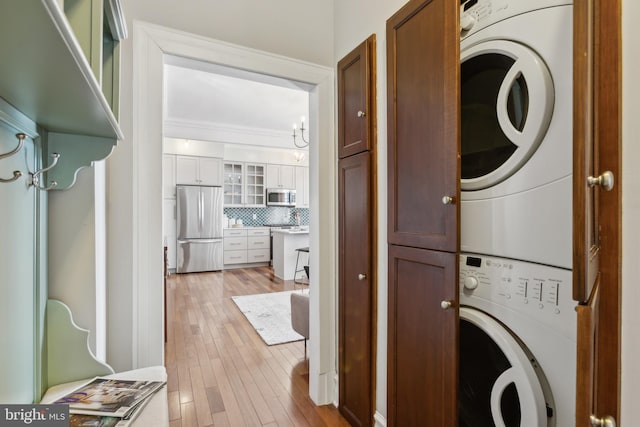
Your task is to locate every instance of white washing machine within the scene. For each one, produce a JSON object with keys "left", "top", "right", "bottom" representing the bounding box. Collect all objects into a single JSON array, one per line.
[
  {"left": 459, "top": 253, "right": 576, "bottom": 427},
  {"left": 459, "top": 0, "right": 573, "bottom": 269}
]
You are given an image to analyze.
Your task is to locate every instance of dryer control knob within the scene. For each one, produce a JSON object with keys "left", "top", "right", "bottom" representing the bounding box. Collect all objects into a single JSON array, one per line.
[
  {"left": 460, "top": 14, "right": 476, "bottom": 31},
  {"left": 463, "top": 276, "right": 479, "bottom": 290}
]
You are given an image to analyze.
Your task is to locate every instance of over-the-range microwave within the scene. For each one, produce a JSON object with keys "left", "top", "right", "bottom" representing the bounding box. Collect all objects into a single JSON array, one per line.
[{"left": 266, "top": 188, "right": 296, "bottom": 207}]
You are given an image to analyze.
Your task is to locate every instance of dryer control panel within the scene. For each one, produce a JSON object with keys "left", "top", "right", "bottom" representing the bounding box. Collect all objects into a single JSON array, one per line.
[
  {"left": 459, "top": 253, "right": 576, "bottom": 340},
  {"left": 460, "top": 0, "right": 572, "bottom": 39}
]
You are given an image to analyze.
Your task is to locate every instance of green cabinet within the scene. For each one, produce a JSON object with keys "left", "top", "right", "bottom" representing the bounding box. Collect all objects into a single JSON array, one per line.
[
  {"left": 0, "top": 0, "right": 127, "bottom": 190},
  {"left": 0, "top": 0, "right": 127, "bottom": 404}
]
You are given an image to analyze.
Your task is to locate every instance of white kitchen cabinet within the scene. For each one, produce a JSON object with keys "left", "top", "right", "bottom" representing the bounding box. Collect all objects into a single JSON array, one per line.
[
  {"left": 272, "top": 229, "right": 310, "bottom": 280},
  {"left": 266, "top": 164, "right": 295, "bottom": 189},
  {"left": 223, "top": 236, "right": 247, "bottom": 251},
  {"left": 163, "top": 154, "right": 176, "bottom": 199},
  {"left": 223, "top": 229, "right": 247, "bottom": 265},
  {"left": 223, "top": 162, "right": 244, "bottom": 206},
  {"left": 244, "top": 163, "right": 266, "bottom": 206},
  {"left": 223, "top": 228, "right": 270, "bottom": 267},
  {"left": 198, "top": 157, "right": 224, "bottom": 185},
  {"left": 176, "top": 155, "right": 222, "bottom": 186},
  {"left": 295, "top": 166, "right": 309, "bottom": 208},
  {"left": 224, "top": 251, "right": 248, "bottom": 265},
  {"left": 223, "top": 162, "right": 266, "bottom": 207}
]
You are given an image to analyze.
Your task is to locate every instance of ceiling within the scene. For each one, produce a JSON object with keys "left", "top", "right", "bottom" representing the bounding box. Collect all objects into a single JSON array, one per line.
[{"left": 163, "top": 55, "right": 310, "bottom": 148}]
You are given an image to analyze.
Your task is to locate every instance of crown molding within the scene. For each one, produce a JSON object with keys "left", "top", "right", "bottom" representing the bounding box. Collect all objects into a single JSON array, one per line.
[{"left": 163, "top": 118, "right": 297, "bottom": 149}]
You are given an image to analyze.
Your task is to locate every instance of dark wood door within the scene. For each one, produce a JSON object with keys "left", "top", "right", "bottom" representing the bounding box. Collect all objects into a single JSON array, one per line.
[
  {"left": 338, "top": 151, "right": 373, "bottom": 426},
  {"left": 387, "top": 0, "right": 459, "bottom": 253},
  {"left": 573, "top": 0, "right": 621, "bottom": 424},
  {"left": 386, "top": 0, "right": 459, "bottom": 425},
  {"left": 338, "top": 35, "right": 375, "bottom": 159},
  {"left": 387, "top": 245, "right": 457, "bottom": 426}
]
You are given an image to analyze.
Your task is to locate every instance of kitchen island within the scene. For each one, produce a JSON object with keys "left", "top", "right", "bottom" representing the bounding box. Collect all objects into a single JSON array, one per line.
[{"left": 272, "top": 227, "right": 309, "bottom": 281}]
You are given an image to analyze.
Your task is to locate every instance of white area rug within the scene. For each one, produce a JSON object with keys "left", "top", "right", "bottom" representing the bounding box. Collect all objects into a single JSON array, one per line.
[{"left": 231, "top": 290, "right": 307, "bottom": 345}]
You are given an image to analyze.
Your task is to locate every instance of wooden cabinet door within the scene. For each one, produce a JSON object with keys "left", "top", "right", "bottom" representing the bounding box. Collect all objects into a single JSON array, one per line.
[
  {"left": 338, "top": 151, "right": 373, "bottom": 426},
  {"left": 387, "top": 0, "right": 459, "bottom": 253},
  {"left": 386, "top": 1, "right": 459, "bottom": 425},
  {"left": 338, "top": 35, "right": 375, "bottom": 159},
  {"left": 573, "top": 0, "right": 621, "bottom": 424},
  {"left": 387, "top": 245, "right": 457, "bottom": 426}
]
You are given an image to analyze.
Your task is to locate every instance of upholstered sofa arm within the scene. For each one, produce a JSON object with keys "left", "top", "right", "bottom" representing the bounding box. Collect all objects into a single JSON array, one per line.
[{"left": 290, "top": 292, "right": 309, "bottom": 339}]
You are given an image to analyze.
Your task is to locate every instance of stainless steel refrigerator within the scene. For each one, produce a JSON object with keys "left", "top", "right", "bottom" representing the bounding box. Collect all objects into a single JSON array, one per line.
[{"left": 176, "top": 185, "right": 223, "bottom": 273}]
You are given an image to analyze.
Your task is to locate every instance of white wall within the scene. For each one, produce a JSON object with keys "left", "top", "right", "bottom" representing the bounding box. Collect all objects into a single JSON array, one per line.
[
  {"left": 333, "top": 1, "right": 407, "bottom": 423},
  {"left": 107, "top": 0, "right": 333, "bottom": 372},
  {"left": 124, "top": 0, "right": 333, "bottom": 67},
  {"left": 621, "top": 0, "right": 639, "bottom": 424}
]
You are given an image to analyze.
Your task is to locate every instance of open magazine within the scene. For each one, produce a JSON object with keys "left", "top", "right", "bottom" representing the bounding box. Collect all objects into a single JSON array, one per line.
[{"left": 54, "top": 377, "right": 165, "bottom": 419}]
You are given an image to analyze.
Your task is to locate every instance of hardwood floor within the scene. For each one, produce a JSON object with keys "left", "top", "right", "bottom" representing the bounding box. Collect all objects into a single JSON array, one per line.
[{"left": 165, "top": 266, "right": 349, "bottom": 427}]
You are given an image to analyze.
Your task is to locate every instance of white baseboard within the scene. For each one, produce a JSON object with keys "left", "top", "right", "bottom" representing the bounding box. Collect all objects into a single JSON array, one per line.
[{"left": 374, "top": 411, "right": 387, "bottom": 427}]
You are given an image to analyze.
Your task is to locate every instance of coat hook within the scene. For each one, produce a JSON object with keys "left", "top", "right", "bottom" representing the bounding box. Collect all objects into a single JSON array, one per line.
[
  {"left": 30, "top": 152, "right": 60, "bottom": 191},
  {"left": 0, "top": 170, "right": 23, "bottom": 183},
  {"left": 0, "top": 133, "right": 25, "bottom": 183},
  {"left": 0, "top": 133, "right": 25, "bottom": 160}
]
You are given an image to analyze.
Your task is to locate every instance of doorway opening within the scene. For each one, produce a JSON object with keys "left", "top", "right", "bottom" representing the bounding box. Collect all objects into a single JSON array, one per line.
[{"left": 132, "top": 22, "right": 336, "bottom": 404}]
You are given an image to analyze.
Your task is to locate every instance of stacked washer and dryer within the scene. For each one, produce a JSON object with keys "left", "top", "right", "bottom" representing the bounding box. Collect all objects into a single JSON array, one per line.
[{"left": 458, "top": 0, "right": 576, "bottom": 426}]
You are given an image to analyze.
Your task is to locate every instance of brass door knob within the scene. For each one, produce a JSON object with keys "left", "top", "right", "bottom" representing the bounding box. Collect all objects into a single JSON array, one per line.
[{"left": 440, "top": 300, "right": 454, "bottom": 310}]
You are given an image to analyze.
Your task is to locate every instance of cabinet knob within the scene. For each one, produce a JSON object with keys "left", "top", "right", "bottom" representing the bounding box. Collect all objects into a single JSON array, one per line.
[
  {"left": 587, "top": 171, "right": 614, "bottom": 191},
  {"left": 442, "top": 196, "right": 456, "bottom": 205},
  {"left": 357, "top": 110, "right": 366, "bottom": 118},
  {"left": 590, "top": 415, "right": 616, "bottom": 427},
  {"left": 358, "top": 273, "right": 367, "bottom": 281},
  {"left": 440, "top": 300, "right": 454, "bottom": 310}
]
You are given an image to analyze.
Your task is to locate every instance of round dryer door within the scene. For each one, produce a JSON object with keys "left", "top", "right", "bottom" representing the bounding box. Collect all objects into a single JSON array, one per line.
[
  {"left": 461, "top": 40, "right": 554, "bottom": 191},
  {"left": 459, "top": 307, "right": 552, "bottom": 427}
]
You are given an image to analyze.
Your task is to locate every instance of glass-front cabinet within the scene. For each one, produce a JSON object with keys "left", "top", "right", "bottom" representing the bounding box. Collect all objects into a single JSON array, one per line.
[
  {"left": 224, "top": 162, "right": 243, "bottom": 206},
  {"left": 223, "top": 162, "right": 266, "bottom": 207},
  {"left": 245, "top": 163, "right": 265, "bottom": 206}
]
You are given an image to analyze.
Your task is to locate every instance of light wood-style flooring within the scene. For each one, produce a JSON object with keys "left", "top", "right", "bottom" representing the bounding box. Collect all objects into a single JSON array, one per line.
[{"left": 165, "top": 266, "right": 349, "bottom": 427}]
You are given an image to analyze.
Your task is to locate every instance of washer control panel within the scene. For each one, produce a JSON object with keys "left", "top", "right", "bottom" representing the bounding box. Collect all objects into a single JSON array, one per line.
[{"left": 460, "top": 253, "right": 576, "bottom": 337}]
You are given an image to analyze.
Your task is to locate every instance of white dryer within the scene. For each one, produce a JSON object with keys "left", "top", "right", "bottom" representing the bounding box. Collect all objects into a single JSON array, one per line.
[
  {"left": 459, "top": 0, "right": 573, "bottom": 269},
  {"left": 459, "top": 253, "right": 576, "bottom": 427}
]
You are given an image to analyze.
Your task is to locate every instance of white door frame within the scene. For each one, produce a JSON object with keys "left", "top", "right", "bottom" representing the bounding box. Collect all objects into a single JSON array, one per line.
[{"left": 132, "top": 21, "right": 337, "bottom": 404}]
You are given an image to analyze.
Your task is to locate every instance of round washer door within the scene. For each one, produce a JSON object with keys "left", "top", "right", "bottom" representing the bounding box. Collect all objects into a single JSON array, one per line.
[
  {"left": 461, "top": 40, "right": 554, "bottom": 191},
  {"left": 459, "top": 307, "right": 550, "bottom": 427}
]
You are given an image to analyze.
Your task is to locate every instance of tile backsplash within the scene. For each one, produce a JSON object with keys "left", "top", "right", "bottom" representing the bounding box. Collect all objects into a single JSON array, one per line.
[{"left": 223, "top": 207, "right": 309, "bottom": 227}]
